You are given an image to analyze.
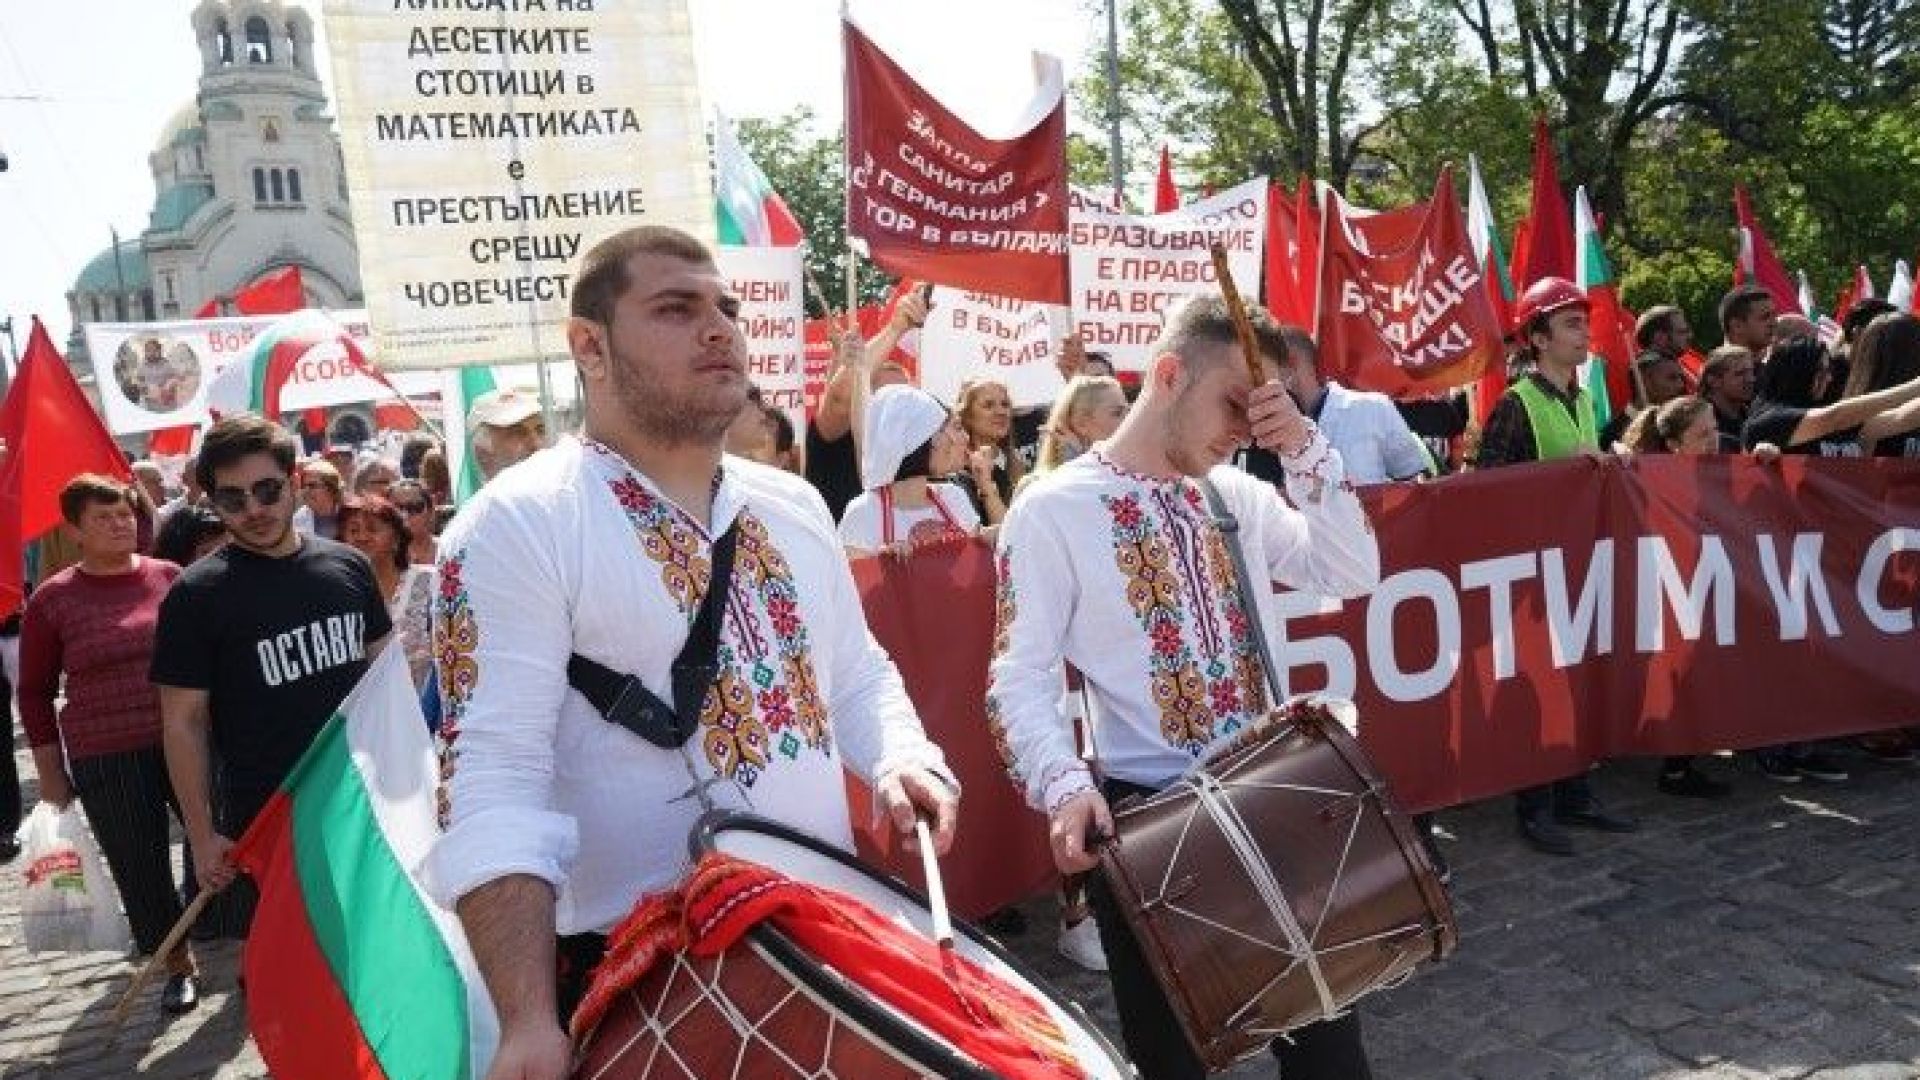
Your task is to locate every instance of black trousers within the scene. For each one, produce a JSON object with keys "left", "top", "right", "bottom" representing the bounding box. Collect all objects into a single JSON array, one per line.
[
  {"left": 1, "top": 671, "right": 22, "bottom": 840},
  {"left": 69, "top": 746, "right": 188, "bottom": 956},
  {"left": 1091, "top": 779, "right": 1373, "bottom": 1080}
]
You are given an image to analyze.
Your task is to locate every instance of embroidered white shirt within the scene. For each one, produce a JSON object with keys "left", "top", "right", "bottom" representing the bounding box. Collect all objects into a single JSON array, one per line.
[
  {"left": 986, "top": 434, "right": 1379, "bottom": 811},
  {"left": 423, "top": 437, "right": 949, "bottom": 934}
]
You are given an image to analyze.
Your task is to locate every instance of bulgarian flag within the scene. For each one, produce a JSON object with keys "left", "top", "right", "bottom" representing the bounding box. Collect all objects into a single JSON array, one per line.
[
  {"left": 714, "top": 111, "right": 804, "bottom": 247},
  {"left": 230, "top": 648, "right": 498, "bottom": 1080},
  {"left": 1466, "top": 155, "right": 1517, "bottom": 423},
  {"left": 441, "top": 366, "right": 498, "bottom": 504},
  {"left": 206, "top": 310, "right": 391, "bottom": 420},
  {"left": 1573, "top": 185, "right": 1635, "bottom": 424}
]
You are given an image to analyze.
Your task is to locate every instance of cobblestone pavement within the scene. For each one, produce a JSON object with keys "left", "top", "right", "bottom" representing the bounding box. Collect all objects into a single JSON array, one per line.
[{"left": 4, "top": 734, "right": 1917, "bottom": 1079}]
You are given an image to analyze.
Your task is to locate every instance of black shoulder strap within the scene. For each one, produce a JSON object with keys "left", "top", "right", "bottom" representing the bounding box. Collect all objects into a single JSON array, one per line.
[{"left": 566, "top": 523, "right": 739, "bottom": 749}]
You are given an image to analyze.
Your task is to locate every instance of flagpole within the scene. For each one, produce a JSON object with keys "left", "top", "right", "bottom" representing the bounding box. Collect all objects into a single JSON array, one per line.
[
  {"left": 1104, "top": 0, "right": 1126, "bottom": 204},
  {"left": 1310, "top": 181, "right": 1333, "bottom": 338},
  {"left": 108, "top": 890, "right": 214, "bottom": 1029}
]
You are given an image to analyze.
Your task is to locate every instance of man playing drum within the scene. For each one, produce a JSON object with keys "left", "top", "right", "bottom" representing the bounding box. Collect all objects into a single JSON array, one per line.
[
  {"left": 422, "top": 226, "right": 961, "bottom": 1080},
  {"left": 987, "top": 298, "right": 1382, "bottom": 1078}
]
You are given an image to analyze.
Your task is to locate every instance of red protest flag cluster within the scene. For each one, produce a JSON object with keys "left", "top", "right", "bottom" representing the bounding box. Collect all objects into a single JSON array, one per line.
[{"left": 193, "top": 265, "right": 305, "bottom": 319}]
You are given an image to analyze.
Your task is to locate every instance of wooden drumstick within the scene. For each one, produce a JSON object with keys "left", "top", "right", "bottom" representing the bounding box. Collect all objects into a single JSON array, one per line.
[
  {"left": 913, "top": 817, "right": 955, "bottom": 951},
  {"left": 1209, "top": 241, "right": 1269, "bottom": 386}
]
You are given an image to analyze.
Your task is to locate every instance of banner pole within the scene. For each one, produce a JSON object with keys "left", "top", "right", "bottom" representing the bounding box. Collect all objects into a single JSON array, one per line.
[{"left": 1310, "top": 181, "right": 1332, "bottom": 340}]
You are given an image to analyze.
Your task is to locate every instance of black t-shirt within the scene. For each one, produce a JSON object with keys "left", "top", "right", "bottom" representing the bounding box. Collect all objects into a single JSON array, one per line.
[
  {"left": 805, "top": 422, "right": 863, "bottom": 522},
  {"left": 1741, "top": 404, "right": 1866, "bottom": 457},
  {"left": 1714, "top": 405, "right": 1746, "bottom": 453},
  {"left": 150, "top": 536, "right": 392, "bottom": 795}
]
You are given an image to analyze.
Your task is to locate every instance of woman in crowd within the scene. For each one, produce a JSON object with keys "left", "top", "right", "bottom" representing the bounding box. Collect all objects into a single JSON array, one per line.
[
  {"left": 19, "top": 476, "right": 199, "bottom": 1015},
  {"left": 352, "top": 454, "right": 400, "bottom": 498},
  {"left": 1619, "top": 397, "right": 1738, "bottom": 799},
  {"left": 294, "top": 459, "right": 344, "bottom": 539},
  {"left": 954, "top": 378, "right": 1026, "bottom": 524},
  {"left": 387, "top": 478, "right": 441, "bottom": 564},
  {"left": 838, "top": 385, "right": 983, "bottom": 558},
  {"left": 1842, "top": 312, "right": 1920, "bottom": 456},
  {"left": 1022, "top": 374, "right": 1128, "bottom": 494},
  {"left": 418, "top": 447, "right": 453, "bottom": 509},
  {"left": 340, "top": 496, "right": 436, "bottom": 690}
]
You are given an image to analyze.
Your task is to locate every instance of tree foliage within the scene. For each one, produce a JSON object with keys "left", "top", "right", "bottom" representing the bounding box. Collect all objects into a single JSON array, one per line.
[{"left": 733, "top": 108, "right": 897, "bottom": 315}]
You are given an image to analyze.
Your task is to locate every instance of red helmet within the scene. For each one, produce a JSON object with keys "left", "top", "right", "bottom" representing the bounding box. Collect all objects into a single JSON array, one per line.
[{"left": 1512, "top": 276, "right": 1590, "bottom": 336}]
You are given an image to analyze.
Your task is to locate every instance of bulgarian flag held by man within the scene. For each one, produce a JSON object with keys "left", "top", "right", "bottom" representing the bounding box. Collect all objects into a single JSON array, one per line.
[
  {"left": 714, "top": 111, "right": 805, "bottom": 247},
  {"left": 1573, "top": 185, "right": 1636, "bottom": 426},
  {"left": 229, "top": 647, "right": 498, "bottom": 1080}
]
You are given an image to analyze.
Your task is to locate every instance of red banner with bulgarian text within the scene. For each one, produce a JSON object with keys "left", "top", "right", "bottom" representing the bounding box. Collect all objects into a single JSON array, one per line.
[
  {"left": 1315, "top": 168, "right": 1505, "bottom": 399},
  {"left": 857, "top": 457, "right": 1920, "bottom": 836},
  {"left": 842, "top": 18, "right": 1070, "bottom": 305}
]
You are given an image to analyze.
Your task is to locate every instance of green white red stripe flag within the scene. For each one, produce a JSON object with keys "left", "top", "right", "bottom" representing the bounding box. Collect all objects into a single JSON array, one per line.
[
  {"left": 229, "top": 647, "right": 497, "bottom": 1080},
  {"left": 205, "top": 310, "right": 394, "bottom": 420},
  {"left": 714, "top": 111, "right": 804, "bottom": 247},
  {"left": 1466, "top": 155, "right": 1517, "bottom": 422},
  {"left": 1573, "top": 185, "right": 1636, "bottom": 424},
  {"left": 440, "top": 365, "right": 499, "bottom": 504}
]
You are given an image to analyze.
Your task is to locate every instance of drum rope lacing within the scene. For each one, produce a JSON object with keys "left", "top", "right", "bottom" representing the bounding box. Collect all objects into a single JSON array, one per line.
[{"left": 1183, "top": 770, "right": 1340, "bottom": 1021}]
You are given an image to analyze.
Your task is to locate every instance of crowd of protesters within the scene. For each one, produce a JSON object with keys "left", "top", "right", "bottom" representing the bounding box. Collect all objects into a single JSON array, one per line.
[{"left": 5, "top": 261, "right": 1919, "bottom": 1028}]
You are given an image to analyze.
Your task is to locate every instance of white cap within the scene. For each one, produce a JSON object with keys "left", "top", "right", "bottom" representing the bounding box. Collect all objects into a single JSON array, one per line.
[
  {"left": 467, "top": 388, "right": 541, "bottom": 430},
  {"left": 861, "top": 385, "right": 949, "bottom": 490}
]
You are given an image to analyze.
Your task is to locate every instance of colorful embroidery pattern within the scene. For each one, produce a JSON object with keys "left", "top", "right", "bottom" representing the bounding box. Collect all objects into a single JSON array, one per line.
[
  {"left": 1103, "top": 486, "right": 1265, "bottom": 754},
  {"left": 985, "top": 550, "right": 1022, "bottom": 784},
  {"left": 600, "top": 461, "right": 830, "bottom": 787},
  {"left": 432, "top": 552, "right": 480, "bottom": 742}
]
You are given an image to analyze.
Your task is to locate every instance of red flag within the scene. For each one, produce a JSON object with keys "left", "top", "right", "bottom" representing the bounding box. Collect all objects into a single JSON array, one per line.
[
  {"left": 1263, "top": 180, "right": 1309, "bottom": 326},
  {"left": 1314, "top": 168, "right": 1504, "bottom": 397},
  {"left": 194, "top": 266, "right": 307, "bottom": 319},
  {"left": 1517, "top": 118, "right": 1574, "bottom": 289},
  {"left": 1153, "top": 146, "right": 1180, "bottom": 213},
  {"left": 1732, "top": 185, "right": 1803, "bottom": 316},
  {"left": 1296, "top": 180, "right": 1321, "bottom": 324},
  {"left": 148, "top": 425, "right": 196, "bottom": 456},
  {"left": 0, "top": 319, "right": 131, "bottom": 613},
  {"left": 843, "top": 18, "right": 1069, "bottom": 304}
]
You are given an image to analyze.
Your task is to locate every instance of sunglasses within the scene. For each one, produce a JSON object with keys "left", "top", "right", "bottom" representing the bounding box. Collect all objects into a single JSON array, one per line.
[{"left": 210, "top": 477, "right": 288, "bottom": 515}]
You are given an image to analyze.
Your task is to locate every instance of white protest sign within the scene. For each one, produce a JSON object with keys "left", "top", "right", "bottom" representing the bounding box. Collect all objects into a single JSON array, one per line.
[
  {"left": 1068, "top": 178, "right": 1267, "bottom": 372},
  {"left": 919, "top": 289, "right": 1070, "bottom": 409},
  {"left": 715, "top": 245, "right": 806, "bottom": 431},
  {"left": 84, "top": 310, "right": 431, "bottom": 435},
  {"left": 321, "top": 1, "right": 713, "bottom": 370}
]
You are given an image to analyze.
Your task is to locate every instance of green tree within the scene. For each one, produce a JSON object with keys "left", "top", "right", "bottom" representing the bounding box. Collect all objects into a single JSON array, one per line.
[{"left": 732, "top": 108, "right": 897, "bottom": 315}]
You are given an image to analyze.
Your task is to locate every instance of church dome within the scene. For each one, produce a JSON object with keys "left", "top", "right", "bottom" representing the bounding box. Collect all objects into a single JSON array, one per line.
[
  {"left": 74, "top": 238, "right": 151, "bottom": 294},
  {"left": 155, "top": 101, "right": 205, "bottom": 154}
]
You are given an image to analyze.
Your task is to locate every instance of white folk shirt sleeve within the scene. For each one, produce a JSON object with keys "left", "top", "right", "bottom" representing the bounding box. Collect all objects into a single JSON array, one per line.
[
  {"left": 1239, "top": 425, "right": 1381, "bottom": 599},
  {"left": 985, "top": 502, "right": 1088, "bottom": 812}
]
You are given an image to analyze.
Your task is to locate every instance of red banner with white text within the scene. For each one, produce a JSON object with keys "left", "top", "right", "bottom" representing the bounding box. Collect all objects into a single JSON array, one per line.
[
  {"left": 1314, "top": 168, "right": 1506, "bottom": 399},
  {"left": 843, "top": 19, "right": 1070, "bottom": 304},
  {"left": 862, "top": 457, "right": 1920, "bottom": 826}
]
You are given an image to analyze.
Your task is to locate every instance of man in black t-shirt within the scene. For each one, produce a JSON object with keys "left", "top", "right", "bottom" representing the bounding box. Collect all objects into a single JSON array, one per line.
[{"left": 154, "top": 415, "right": 391, "bottom": 935}]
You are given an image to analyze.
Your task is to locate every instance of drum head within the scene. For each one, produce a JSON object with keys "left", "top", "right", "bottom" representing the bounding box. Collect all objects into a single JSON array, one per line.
[{"left": 693, "top": 812, "right": 1132, "bottom": 1080}]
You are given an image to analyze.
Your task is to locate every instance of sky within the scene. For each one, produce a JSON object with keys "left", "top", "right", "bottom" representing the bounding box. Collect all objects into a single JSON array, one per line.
[{"left": 0, "top": 0, "right": 1097, "bottom": 364}]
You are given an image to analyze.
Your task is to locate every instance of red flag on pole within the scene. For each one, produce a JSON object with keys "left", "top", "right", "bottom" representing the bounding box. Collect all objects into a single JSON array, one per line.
[
  {"left": 1732, "top": 185, "right": 1803, "bottom": 316},
  {"left": 1263, "top": 180, "right": 1310, "bottom": 326},
  {"left": 0, "top": 319, "right": 132, "bottom": 614},
  {"left": 1517, "top": 117, "right": 1574, "bottom": 289},
  {"left": 843, "top": 18, "right": 1069, "bottom": 304},
  {"left": 193, "top": 266, "right": 307, "bottom": 319},
  {"left": 1153, "top": 146, "right": 1179, "bottom": 213}
]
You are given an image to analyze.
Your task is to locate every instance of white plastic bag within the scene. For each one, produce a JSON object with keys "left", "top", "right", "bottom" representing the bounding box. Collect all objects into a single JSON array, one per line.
[{"left": 17, "top": 801, "right": 131, "bottom": 953}]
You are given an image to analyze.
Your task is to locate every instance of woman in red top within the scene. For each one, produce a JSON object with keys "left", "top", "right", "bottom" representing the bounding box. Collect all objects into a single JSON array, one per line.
[{"left": 20, "top": 475, "right": 199, "bottom": 1015}]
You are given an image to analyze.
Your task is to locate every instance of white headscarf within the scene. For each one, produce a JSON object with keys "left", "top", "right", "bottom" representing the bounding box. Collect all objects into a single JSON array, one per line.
[{"left": 860, "top": 385, "right": 949, "bottom": 490}]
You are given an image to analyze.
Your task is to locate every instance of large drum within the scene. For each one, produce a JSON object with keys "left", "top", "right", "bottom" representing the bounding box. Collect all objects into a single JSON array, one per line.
[
  {"left": 571, "top": 812, "right": 1133, "bottom": 1080},
  {"left": 1099, "top": 698, "right": 1457, "bottom": 1072}
]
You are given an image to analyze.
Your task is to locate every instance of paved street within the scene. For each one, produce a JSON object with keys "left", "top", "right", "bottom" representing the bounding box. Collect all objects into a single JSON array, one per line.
[{"left": 3, "top": 734, "right": 1917, "bottom": 1079}]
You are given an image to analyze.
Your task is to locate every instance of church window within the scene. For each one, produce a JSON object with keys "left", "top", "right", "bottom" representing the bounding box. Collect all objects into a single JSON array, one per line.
[
  {"left": 216, "top": 20, "right": 233, "bottom": 65},
  {"left": 163, "top": 273, "right": 176, "bottom": 302},
  {"left": 245, "top": 17, "right": 274, "bottom": 63},
  {"left": 89, "top": 298, "right": 102, "bottom": 323},
  {"left": 140, "top": 290, "right": 156, "bottom": 321},
  {"left": 270, "top": 169, "right": 285, "bottom": 202},
  {"left": 253, "top": 168, "right": 267, "bottom": 203},
  {"left": 287, "top": 169, "right": 302, "bottom": 203}
]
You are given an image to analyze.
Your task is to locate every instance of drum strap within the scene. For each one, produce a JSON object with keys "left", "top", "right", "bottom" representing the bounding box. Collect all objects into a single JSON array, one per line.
[
  {"left": 1196, "top": 479, "right": 1285, "bottom": 706},
  {"left": 566, "top": 523, "right": 740, "bottom": 750}
]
